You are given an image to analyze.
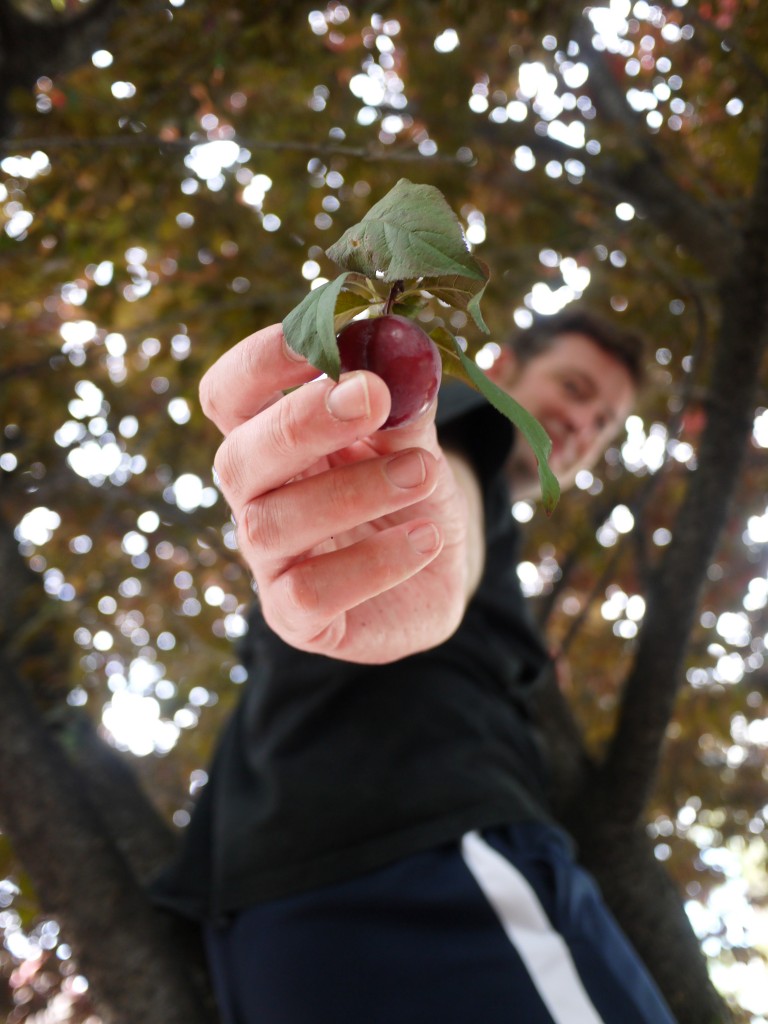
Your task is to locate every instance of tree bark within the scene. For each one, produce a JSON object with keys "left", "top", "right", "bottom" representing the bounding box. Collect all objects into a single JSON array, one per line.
[
  {"left": 533, "top": 670, "right": 732, "bottom": 1024},
  {"left": 599, "top": 109, "right": 768, "bottom": 823},
  {"left": 577, "top": 816, "right": 732, "bottom": 1024},
  {"left": 0, "top": 513, "right": 218, "bottom": 1023},
  {"left": 525, "top": 32, "right": 768, "bottom": 1023},
  {"left": 0, "top": 650, "right": 217, "bottom": 1024}
]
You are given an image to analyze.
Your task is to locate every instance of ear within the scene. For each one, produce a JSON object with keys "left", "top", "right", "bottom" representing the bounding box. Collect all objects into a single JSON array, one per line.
[{"left": 485, "top": 345, "right": 519, "bottom": 388}]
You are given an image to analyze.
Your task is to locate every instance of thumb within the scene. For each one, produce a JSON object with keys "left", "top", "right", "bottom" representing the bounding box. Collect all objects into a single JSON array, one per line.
[{"left": 368, "top": 391, "right": 440, "bottom": 458}]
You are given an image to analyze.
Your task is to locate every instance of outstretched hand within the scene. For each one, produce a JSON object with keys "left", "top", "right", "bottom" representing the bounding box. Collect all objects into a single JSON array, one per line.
[{"left": 200, "top": 323, "right": 484, "bottom": 664}]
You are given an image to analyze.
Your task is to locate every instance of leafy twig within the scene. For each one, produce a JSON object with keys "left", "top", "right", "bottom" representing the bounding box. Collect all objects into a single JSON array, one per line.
[
  {"left": 0, "top": 133, "right": 465, "bottom": 164},
  {"left": 384, "top": 280, "right": 404, "bottom": 315}
]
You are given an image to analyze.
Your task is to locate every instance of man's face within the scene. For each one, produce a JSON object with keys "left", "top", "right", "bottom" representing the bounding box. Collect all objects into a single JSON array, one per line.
[{"left": 488, "top": 332, "right": 637, "bottom": 498}]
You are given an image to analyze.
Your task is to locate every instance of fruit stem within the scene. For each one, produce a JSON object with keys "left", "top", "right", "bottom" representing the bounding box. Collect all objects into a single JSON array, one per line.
[{"left": 384, "top": 280, "right": 404, "bottom": 315}]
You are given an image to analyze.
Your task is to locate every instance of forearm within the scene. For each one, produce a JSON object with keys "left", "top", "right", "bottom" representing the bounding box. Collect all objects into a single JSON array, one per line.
[{"left": 443, "top": 448, "right": 486, "bottom": 605}]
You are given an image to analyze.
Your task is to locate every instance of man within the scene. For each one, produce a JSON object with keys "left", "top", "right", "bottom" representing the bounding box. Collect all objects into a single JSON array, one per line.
[{"left": 153, "top": 309, "right": 677, "bottom": 1024}]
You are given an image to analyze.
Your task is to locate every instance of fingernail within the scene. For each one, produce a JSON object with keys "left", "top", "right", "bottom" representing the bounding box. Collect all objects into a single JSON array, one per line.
[
  {"left": 407, "top": 523, "right": 440, "bottom": 554},
  {"left": 326, "top": 374, "right": 370, "bottom": 421},
  {"left": 282, "top": 336, "right": 306, "bottom": 363},
  {"left": 385, "top": 451, "right": 426, "bottom": 489}
]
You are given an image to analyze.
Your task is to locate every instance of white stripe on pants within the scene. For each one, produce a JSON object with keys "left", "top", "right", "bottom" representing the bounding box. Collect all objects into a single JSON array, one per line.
[{"left": 460, "top": 830, "right": 606, "bottom": 1024}]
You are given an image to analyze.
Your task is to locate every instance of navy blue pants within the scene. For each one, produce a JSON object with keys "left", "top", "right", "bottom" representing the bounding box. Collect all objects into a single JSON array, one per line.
[{"left": 204, "top": 823, "right": 678, "bottom": 1024}]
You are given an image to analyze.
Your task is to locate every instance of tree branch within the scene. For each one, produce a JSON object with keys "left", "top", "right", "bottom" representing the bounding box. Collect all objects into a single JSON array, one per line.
[
  {"left": 0, "top": 130, "right": 466, "bottom": 163},
  {"left": 476, "top": 112, "right": 739, "bottom": 276},
  {"left": 684, "top": 7, "right": 768, "bottom": 90},
  {"left": 598, "top": 107, "right": 768, "bottom": 824},
  {"left": 572, "top": 22, "right": 739, "bottom": 270},
  {"left": 0, "top": 650, "right": 214, "bottom": 1024},
  {"left": 48, "top": 707, "right": 181, "bottom": 883},
  {"left": 0, "top": 0, "right": 122, "bottom": 137},
  {"left": 574, "top": 819, "right": 733, "bottom": 1024},
  {"left": 0, "top": 505, "right": 217, "bottom": 1020}
]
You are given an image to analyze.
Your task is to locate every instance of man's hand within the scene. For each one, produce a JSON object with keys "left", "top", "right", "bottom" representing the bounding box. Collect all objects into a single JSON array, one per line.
[{"left": 200, "top": 323, "right": 484, "bottom": 664}]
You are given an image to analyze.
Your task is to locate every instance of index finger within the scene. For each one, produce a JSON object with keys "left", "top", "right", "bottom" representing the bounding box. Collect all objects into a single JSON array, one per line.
[{"left": 199, "top": 323, "right": 318, "bottom": 436}]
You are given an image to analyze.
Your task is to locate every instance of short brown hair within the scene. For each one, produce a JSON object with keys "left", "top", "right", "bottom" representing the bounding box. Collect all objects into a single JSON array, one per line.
[{"left": 508, "top": 308, "right": 647, "bottom": 387}]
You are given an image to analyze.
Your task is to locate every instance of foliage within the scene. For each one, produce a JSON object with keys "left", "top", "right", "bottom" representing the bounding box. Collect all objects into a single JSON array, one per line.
[
  {"left": 1, "top": 0, "right": 767, "bottom": 1021},
  {"left": 283, "top": 176, "right": 559, "bottom": 504}
]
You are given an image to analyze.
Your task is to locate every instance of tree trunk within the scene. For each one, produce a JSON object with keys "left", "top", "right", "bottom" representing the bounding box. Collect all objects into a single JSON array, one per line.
[
  {"left": 534, "top": 673, "right": 731, "bottom": 1024},
  {"left": 0, "top": 510, "right": 218, "bottom": 1024},
  {"left": 0, "top": 650, "right": 218, "bottom": 1024}
]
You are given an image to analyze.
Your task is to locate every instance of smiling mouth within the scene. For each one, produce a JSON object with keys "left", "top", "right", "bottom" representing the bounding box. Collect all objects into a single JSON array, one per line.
[
  {"left": 546, "top": 430, "right": 567, "bottom": 457},
  {"left": 547, "top": 435, "right": 578, "bottom": 472}
]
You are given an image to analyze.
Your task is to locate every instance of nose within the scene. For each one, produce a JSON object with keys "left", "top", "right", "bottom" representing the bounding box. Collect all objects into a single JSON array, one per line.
[{"left": 565, "top": 402, "right": 602, "bottom": 455}]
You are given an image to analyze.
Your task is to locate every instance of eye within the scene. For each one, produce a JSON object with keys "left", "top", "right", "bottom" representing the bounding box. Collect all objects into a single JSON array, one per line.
[{"left": 563, "top": 378, "right": 587, "bottom": 399}]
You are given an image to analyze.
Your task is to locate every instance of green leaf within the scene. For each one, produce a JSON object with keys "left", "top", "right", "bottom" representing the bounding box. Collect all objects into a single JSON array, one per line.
[
  {"left": 430, "top": 328, "right": 561, "bottom": 514},
  {"left": 391, "top": 292, "right": 431, "bottom": 319},
  {"left": 466, "top": 281, "right": 489, "bottom": 334},
  {"left": 326, "top": 178, "right": 488, "bottom": 284},
  {"left": 429, "top": 326, "right": 472, "bottom": 379},
  {"left": 333, "top": 290, "right": 372, "bottom": 317},
  {"left": 335, "top": 273, "right": 381, "bottom": 301},
  {"left": 333, "top": 292, "right": 373, "bottom": 333},
  {"left": 282, "top": 273, "right": 356, "bottom": 380},
  {"left": 421, "top": 273, "right": 490, "bottom": 334}
]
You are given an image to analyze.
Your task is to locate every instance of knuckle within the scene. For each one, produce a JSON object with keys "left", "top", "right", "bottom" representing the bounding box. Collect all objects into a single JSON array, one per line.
[
  {"left": 238, "top": 332, "right": 262, "bottom": 379},
  {"left": 266, "top": 397, "right": 304, "bottom": 460},
  {"left": 213, "top": 432, "right": 247, "bottom": 500},
  {"left": 198, "top": 369, "right": 222, "bottom": 427},
  {"left": 268, "top": 568, "right": 347, "bottom": 654},
  {"left": 306, "top": 616, "right": 347, "bottom": 654},
  {"left": 243, "top": 498, "right": 284, "bottom": 558},
  {"left": 279, "top": 562, "right": 321, "bottom": 624}
]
